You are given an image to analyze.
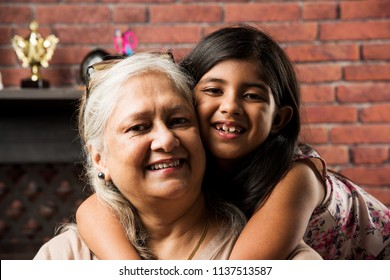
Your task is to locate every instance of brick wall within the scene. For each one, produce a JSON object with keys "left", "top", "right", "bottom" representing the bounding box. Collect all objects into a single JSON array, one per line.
[{"left": 0, "top": 0, "right": 389, "bottom": 206}]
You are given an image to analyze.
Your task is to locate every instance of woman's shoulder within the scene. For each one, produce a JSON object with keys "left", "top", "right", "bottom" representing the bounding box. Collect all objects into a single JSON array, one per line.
[
  {"left": 33, "top": 226, "right": 95, "bottom": 260},
  {"left": 198, "top": 201, "right": 247, "bottom": 260}
]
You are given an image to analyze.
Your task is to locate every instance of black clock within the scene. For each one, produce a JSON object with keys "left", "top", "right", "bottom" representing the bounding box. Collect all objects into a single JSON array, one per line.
[{"left": 80, "top": 49, "right": 110, "bottom": 84}]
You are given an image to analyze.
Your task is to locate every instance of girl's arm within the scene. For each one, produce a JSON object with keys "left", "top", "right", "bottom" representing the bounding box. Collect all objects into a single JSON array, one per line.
[
  {"left": 76, "top": 194, "right": 141, "bottom": 260},
  {"left": 229, "top": 160, "right": 325, "bottom": 260}
]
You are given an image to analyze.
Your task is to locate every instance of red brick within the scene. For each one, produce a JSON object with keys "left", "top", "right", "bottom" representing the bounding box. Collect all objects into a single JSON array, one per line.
[
  {"left": 0, "top": 48, "right": 17, "bottom": 65},
  {"left": 344, "top": 64, "right": 390, "bottom": 81},
  {"left": 0, "top": 27, "right": 11, "bottom": 45},
  {"left": 337, "top": 83, "right": 390, "bottom": 103},
  {"left": 36, "top": 5, "right": 110, "bottom": 24},
  {"left": 300, "top": 125, "right": 329, "bottom": 144},
  {"left": 13, "top": 26, "right": 53, "bottom": 40},
  {"left": 4, "top": 67, "right": 76, "bottom": 87},
  {"left": 151, "top": 5, "right": 222, "bottom": 23},
  {"left": 50, "top": 46, "right": 95, "bottom": 65},
  {"left": 4, "top": 0, "right": 56, "bottom": 2},
  {"left": 363, "top": 43, "right": 390, "bottom": 60},
  {"left": 225, "top": 3, "right": 299, "bottom": 22},
  {"left": 360, "top": 104, "right": 390, "bottom": 123},
  {"left": 340, "top": 166, "right": 390, "bottom": 186},
  {"left": 315, "top": 145, "right": 350, "bottom": 165},
  {"left": 320, "top": 21, "right": 390, "bottom": 40},
  {"left": 361, "top": 187, "right": 390, "bottom": 206},
  {"left": 302, "top": 105, "right": 357, "bottom": 124},
  {"left": 352, "top": 146, "right": 389, "bottom": 164},
  {"left": 206, "top": 22, "right": 318, "bottom": 42},
  {"left": 40, "top": 67, "right": 75, "bottom": 87},
  {"left": 102, "top": 0, "right": 159, "bottom": 2},
  {"left": 260, "top": 23, "right": 318, "bottom": 43},
  {"left": 55, "top": 26, "right": 114, "bottom": 44},
  {"left": 301, "top": 85, "right": 335, "bottom": 104},
  {"left": 0, "top": 7, "right": 33, "bottom": 24},
  {"left": 331, "top": 125, "right": 390, "bottom": 144},
  {"left": 181, "top": 0, "right": 243, "bottom": 2},
  {"left": 113, "top": 6, "right": 147, "bottom": 23},
  {"left": 295, "top": 64, "right": 342, "bottom": 83},
  {"left": 302, "top": 2, "right": 338, "bottom": 20},
  {"left": 341, "top": 0, "right": 390, "bottom": 19},
  {"left": 64, "top": 0, "right": 97, "bottom": 2},
  {"left": 285, "top": 44, "right": 359, "bottom": 63},
  {"left": 1, "top": 68, "right": 30, "bottom": 87},
  {"left": 131, "top": 26, "right": 201, "bottom": 44}
]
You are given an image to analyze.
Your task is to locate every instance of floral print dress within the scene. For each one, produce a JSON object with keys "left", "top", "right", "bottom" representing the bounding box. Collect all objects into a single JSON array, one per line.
[{"left": 295, "top": 144, "right": 390, "bottom": 259}]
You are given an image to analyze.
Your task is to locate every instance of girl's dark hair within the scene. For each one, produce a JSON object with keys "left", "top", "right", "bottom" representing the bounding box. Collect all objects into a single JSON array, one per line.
[{"left": 180, "top": 25, "right": 301, "bottom": 217}]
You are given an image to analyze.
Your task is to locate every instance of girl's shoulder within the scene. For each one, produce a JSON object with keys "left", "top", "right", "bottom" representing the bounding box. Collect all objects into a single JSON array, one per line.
[
  {"left": 294, "top": 143, "right": 322, "bottom": 161},
  {"left": 293, "top": 143, "right": 328, "bottom": 181},
  {"left": 287, "top": 144, "right": 327, "bottom": 207}
]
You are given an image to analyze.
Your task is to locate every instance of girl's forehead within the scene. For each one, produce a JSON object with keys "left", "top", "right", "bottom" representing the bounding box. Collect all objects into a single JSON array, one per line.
[
  {"left": 211, "top": 58, "right": 263, "bottom": 73},
  {"left": 201, "top": 59, "right": 267, "bottom": 84}
]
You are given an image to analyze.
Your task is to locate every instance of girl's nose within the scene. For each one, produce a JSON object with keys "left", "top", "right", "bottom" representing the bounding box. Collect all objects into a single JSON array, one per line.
[
  {"left": 150, "top": 124, "right": 180, "bottom": 152},
  {"left": 219, "top": 94, "right": 243, "bottom": 116}
]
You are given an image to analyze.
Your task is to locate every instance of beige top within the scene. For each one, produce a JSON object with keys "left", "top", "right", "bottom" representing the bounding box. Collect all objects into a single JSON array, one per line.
[
  {"left": 33, "top": 226, "right": 239, "bottom": 260},
  {"left": 33, "top": 229, "right": 321, "bottom": 260},
  {"left": 33, "top": 200, "right": 321, "bottom": 260},
  {"left": 34, "top": 201, "right": 245, "bottom": 260},
  {"left": 288, "top": 240, "right": 322, "bottom": 260}
]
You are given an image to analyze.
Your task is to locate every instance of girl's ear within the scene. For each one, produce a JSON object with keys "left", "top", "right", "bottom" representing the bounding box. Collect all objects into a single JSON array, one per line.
[
  {"left": 88, "top": 144, "right": 111, "bottom": 181},
  {"left": 271, "top": 106, "right": 293, "bottom": 133}
]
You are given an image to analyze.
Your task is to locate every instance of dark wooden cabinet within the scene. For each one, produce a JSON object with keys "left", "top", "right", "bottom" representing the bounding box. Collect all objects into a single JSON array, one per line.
[
  {"left": 0, "top": 88, "right": 89, "bottom": 260},
  {"left": 0, "top": 88, "right": 83, "bottom": 163}
]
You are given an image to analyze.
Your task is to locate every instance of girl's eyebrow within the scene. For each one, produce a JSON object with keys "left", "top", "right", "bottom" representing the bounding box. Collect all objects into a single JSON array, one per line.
[
  {"left": 243, "top": 82, "right": 270, "bottom": 92},
  {"left": 198, "top": 77, "right": 225, "bottom": 84},
  {"left": 199, "top": 77, "right": 269, "bottom": 92}
]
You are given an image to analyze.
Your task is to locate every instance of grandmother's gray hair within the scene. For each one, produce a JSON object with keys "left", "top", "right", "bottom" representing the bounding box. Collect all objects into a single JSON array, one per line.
[{"left": 78, "top": 52, "right": 195, "bottom": 259}]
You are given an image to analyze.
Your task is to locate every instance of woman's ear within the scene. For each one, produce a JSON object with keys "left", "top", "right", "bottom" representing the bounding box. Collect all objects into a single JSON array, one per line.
[
  {"left": 88, "top": 144, "right": 111, "bottom": 181},
  {"left": 271, "top": 106, "right": 293, "bottom": 133}
]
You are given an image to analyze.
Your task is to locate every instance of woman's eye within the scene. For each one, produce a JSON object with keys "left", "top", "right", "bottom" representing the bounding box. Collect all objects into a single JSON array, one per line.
[
  {"left": 127, "top": 124, "right": 148, "bottom": 132},
  {"left": 169, "top": 118, "right": 190, "bottom": 128}
]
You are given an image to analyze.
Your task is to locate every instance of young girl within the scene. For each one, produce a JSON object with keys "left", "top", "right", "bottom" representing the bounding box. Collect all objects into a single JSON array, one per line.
[{"left": 76, "top": 25, "right": 390, "bottom": 259}]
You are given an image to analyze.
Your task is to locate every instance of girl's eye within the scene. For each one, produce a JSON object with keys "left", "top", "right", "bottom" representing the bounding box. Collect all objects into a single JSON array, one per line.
[
  {"left": 201, "top": 87, "right": 223, "bottom": 96},
  {"left": 243, "top": 93, "right": 266, "bottom": 101},
  {"left": 169, "top": 118, "right": 190, "bottom": 128}
]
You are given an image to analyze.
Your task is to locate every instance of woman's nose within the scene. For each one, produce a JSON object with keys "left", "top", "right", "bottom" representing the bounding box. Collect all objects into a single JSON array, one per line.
[
  {"left": 150, "top": 124, "right": 180, "bottom": 152},
  {"left": 219, "top": 94, "right": 243, "bottom": 116}
]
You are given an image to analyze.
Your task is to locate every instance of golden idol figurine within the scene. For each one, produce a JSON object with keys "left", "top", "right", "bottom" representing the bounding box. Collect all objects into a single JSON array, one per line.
[{"left": 12, "top": 21, "right": 59, "bottom": 88}]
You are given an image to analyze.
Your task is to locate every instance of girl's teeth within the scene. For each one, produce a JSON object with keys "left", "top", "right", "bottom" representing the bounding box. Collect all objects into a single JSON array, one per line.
[{"left": 217, "top": 124, "right": 240, "bottom": 133}]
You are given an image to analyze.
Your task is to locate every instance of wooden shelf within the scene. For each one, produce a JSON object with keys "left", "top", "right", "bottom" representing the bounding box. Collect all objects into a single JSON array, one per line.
[{"left": 0, "top": 88, "right": 83, "bottom": 100}]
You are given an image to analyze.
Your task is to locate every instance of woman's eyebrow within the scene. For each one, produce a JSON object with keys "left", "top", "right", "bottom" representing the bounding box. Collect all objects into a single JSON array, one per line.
[{"left": 166, "top": 104, "right": 193, "bottom": 114}]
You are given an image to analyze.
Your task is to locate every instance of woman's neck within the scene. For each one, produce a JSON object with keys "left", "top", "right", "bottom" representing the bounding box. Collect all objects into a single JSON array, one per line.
[{"left": 138, "top": 193, "right": 209, "bottom": 259}]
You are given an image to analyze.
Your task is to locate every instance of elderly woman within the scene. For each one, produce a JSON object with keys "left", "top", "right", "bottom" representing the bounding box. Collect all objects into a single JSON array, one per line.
[{"left": 34, "top": 52, "right": 246, "bottom": 260}]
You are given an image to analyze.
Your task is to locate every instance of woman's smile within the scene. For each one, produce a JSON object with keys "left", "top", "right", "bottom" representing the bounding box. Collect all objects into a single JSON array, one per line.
[{"left": 102, "top": 71, "right": 206, "bottom": 202}]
